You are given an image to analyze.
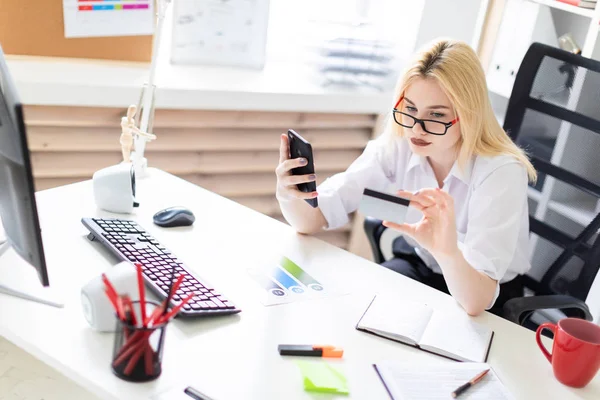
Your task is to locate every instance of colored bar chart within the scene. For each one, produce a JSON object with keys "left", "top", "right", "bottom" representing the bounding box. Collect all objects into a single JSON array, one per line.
[
  {"left": 267, "top": 266, "right": 303, "bottom": 291},
  {"left": 248, "top": 269, "right": 286, "bottom": 295},
  {"left": 248, "top": 255, "right": 339, "bottom": 306},
  {"left": 280, "top": 256, "right": 323, "bottom": 291},
  {"left": 63, "top": 0, "right": 155, "bottom": 38},
  {"left": 78, "top": 1, "right": 150, "bottom": 11}
]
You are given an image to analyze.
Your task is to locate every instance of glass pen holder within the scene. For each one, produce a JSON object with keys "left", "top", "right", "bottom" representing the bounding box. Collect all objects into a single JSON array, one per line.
[{"left": 111, "top": 300, "right": 168, "bottom": 382}]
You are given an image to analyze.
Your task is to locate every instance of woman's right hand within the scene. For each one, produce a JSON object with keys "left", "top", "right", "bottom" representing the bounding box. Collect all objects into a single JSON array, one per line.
[{"left": 275, "top": 133, "right": 318, "bottom": 202}]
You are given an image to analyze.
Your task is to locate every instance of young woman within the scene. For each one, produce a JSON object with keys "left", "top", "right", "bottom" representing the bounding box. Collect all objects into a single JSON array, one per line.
[{"left": 275, "top": 39, "right": 536, "bottom": 316}]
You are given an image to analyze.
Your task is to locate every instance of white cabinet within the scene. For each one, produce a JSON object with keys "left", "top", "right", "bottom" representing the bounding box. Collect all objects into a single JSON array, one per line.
[
  {"left": 487, "top": 0, "right": 559, "bottom": 98},
  {"left": 489, "top": 0, "right": 600, "bottom": 98}
]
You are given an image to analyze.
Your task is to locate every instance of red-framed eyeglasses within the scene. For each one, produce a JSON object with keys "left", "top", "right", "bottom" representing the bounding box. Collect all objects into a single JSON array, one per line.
[{"left": 393, "top": 96, "right": 459, "bottom": 136}]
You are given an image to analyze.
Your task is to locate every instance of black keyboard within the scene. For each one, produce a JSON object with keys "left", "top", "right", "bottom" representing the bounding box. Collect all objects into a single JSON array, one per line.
[{"left": 81, "top": 217, "right": 241, "bottom": 318}]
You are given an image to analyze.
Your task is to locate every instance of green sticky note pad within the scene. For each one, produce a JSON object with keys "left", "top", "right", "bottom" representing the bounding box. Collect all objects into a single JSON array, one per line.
[{"left": 296, "top": 360, "right": 349, "bottom": 395}]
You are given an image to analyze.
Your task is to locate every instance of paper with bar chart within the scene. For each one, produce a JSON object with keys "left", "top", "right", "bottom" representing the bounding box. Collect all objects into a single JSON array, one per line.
[
  {"left": 62, "top": 0, "right": 155, "bottom": 38},
  {"left": 248, "top": 256, "right": 345, "bottom": 306}
]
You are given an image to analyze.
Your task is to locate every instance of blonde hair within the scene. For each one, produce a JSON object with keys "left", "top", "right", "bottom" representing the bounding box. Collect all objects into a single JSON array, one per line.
[{"left": 386, "top": 39, "right": 537, "bottom": 182}]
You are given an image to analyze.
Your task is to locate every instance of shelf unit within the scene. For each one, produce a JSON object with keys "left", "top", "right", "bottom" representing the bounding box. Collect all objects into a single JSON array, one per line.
[
  {"left": 488, "top": 0, "right": 600, "bottom": 99},
  {"left": 486, "top": 0, "right": 600, "bottom": 276},
  {"left": 530, "top": 0, "right": 597, "bottom": 18}
]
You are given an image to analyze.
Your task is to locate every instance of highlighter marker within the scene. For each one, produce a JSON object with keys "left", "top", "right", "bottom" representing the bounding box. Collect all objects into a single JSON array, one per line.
[
  {"left": 278, "top": 344, "right": 344, "bottom": 358},
  {"left": 184, "top": 386, "right": 215, "bottom": 400}
]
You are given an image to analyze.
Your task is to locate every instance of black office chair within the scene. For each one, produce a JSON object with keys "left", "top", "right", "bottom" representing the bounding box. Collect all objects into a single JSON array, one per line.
[{"left": 364, "top": 43, "right": 600, "bottom": 331}]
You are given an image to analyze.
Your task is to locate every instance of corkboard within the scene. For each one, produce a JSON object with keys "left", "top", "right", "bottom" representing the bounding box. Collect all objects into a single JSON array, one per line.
[{"left": 0, "top": 1, "right": 152, "bottom": 62}]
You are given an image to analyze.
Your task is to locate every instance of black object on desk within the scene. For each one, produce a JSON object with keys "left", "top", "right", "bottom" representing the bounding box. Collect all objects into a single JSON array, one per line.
[
  {"left": 153, "top": 206, "right": 195, "bottom": 227},
  {"left": 81, "top": 217, "right": 241, "bottom": 318},
  {"left": 278, "top": 344, "right": 344, "bottom": 358},
  {"left": 112, "top": 300, "right": 167, "bottom": 382},
  {"left": 184, "top": 386, "right": 215, "bottom": 400}
]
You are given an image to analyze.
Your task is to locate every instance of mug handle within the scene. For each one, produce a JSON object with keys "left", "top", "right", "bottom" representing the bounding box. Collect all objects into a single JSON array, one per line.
[{"left": 536, "top": 322, "right": 556, "bottom": 363}]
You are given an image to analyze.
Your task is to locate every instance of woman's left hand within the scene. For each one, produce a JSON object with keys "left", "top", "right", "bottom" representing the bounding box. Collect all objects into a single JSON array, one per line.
[{"left": 383, "top": 188, "right": 459, "bottom": 259}]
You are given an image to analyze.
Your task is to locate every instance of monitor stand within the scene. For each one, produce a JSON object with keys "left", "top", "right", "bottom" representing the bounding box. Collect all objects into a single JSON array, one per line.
[{"left": 0, "top": 241, "right": 64, "bottom": 308}]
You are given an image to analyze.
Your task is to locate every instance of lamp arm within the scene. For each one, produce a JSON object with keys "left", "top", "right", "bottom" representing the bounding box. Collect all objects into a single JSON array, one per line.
[{"left": 133, "top": 0, "right": 172, "bottom": 164}]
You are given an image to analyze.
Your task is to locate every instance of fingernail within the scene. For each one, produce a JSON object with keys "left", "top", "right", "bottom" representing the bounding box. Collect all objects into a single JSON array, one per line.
[
  {"left": 414, "top": 190, "right": 420, "bottom": 195},
  {"left": 299, "top": 158, "right": 307, "bottom": 165},
  {"left": 309, "top": 174, "right": 316, "bottom": 181}
]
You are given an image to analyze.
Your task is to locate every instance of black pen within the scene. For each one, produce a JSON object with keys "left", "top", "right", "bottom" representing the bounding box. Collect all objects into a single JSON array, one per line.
[{"left": 184, "top": 386, "right": 215, "bottom": 400}]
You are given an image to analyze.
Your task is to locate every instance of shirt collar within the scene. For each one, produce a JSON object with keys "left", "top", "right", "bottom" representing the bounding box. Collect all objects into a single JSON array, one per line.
[
  {"left": 446, "top": 156, "right": 474, "bottom": 185},
  {"left": 407, "top": 152, "right": 474, "bottom": 185},
  {"left": 407, "top": 152, "right": 428, "bottom": 173}
]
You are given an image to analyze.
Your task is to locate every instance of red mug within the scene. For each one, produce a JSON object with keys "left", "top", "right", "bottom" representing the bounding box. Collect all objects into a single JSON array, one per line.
[{"left": 536, "top": 318, "right": 600, "bottom": 388}]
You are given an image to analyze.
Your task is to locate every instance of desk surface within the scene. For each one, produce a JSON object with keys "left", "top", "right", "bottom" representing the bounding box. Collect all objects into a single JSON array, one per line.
[{"left": 0, "top": 168, "right": 599, "bottom": 400}]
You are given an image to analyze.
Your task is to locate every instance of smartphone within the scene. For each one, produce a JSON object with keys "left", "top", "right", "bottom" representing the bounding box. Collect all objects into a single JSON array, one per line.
[
  {"left": 358, "top": 188, "right": 410, "bottom": 224},
  {"left": 287, "top": 129, "right": 318, "bottom": 208}
]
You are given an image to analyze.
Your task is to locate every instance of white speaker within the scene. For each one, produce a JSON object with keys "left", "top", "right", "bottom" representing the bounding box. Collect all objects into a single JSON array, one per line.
[
  {"left": 93, "top": 163, "right": 139, "bottom": 214},
  {"left": 80, "top": 261, "right": 139, "bottom": 332}
]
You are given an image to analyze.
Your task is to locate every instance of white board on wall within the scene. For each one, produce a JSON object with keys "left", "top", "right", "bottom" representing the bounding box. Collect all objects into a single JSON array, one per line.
[{"left": 170, "top": 0, "right": 270, "bottom": 69}]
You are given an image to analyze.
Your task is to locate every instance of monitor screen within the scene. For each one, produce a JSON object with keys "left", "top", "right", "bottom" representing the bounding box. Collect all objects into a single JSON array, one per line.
[{"left": 0, "top": 45, "right": 49, "bottom": 286}]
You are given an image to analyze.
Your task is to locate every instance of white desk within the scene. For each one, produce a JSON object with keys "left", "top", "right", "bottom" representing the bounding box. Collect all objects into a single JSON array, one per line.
[{"left": 0, "top": 168, "right": 598, "bottom": 400}]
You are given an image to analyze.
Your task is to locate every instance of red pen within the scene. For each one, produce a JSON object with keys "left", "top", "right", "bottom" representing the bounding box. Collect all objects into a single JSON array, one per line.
[
  {"left": 120, "top": 293, "right": 194, "bottom": 372},
  {"left": 116, "top": 305, "right": 165, "bottom": 361},
  {"left": 135, "top": 263, "right": 146, "bottom": 327},
  {"left": 115, "top": 295, "right": 126, "bottom": 321},
  {"left": 102, "top": 274, "right": 119, "bottom": 300},
  {"left": 123, "top": 295, "right": 137, "bottom": 326},
  {"left": 124, "top": 342, "right": 146, "bottom": 376},
  {"left": 104, "top": 288, "right": 118, "bottom": 310},
  {"left": 117, "top": 306, "right": 163, "bottom": 358},
  {"left": 157, "top": 292, "right": 196, "bottom": 324},
  {"left": 144, "top": 344, "right": 153, "bottom": 375},
  {"left": 166, "top": 274, "right": 185, "bottom": 302},
  {"left": 145, "top": 303, "right": 165, "bottom": 327},
  {"left": 115, "top": 277, "right": 191, "bottom": 365}
]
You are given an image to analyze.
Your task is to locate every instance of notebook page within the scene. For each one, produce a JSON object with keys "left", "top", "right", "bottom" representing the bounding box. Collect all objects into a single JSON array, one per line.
[
  {"left": 357, "top": 295, "right": 433, "bottom": 345},
  {"left": 418, "top": 311, "right": 492, "bottom": 362},
  {"left": 375, "top": 361, "right": 515, "bottom": 400}
]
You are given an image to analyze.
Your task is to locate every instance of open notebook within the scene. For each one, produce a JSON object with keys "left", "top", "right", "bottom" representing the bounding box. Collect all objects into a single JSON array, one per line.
[
  {"left": 374, "top": 361, "right": 514, "bottom": 400},
  {"left": 356, "top": 295, "right": 494, "bottom": 362}
]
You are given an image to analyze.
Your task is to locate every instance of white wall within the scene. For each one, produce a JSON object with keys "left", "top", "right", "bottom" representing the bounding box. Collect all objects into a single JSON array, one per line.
[{"left": 414, "top": 0, "right": 485, "bottom": 50}]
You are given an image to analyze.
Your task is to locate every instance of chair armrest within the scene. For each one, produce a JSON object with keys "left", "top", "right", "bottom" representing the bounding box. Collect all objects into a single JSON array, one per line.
[
  {"left": 503, "top": 295, "right": 593, "bottom": 325},
  {"left": 363, "top": 217, "right": 386, "bottom": 264}
]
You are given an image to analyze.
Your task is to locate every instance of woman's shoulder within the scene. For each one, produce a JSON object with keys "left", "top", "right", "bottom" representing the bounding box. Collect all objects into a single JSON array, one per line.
[{"left": 471, "top": 153, "right": 527, "bottom": 187}]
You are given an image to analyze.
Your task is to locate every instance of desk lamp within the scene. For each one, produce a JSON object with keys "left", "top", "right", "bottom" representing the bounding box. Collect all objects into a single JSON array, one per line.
[
  {"left": 93, "top": 0, "right": 172, "bottom": 213},
  {"left": 128, "top": 0, "right": 172, "bottom": 178}
]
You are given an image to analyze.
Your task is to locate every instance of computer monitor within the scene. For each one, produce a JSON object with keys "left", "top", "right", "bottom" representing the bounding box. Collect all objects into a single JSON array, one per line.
[{"left": 0, "top": 44, "right": 55, "bottom": 306}]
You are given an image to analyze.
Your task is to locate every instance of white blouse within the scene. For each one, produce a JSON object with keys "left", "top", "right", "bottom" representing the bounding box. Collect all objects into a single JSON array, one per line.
[{"left": 317, "top": 135, "right": 531, "bottom": 307}]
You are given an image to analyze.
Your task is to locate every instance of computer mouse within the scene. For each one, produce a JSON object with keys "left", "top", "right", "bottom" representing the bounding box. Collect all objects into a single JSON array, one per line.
[{"left": 153, "top": 206, "right": 195, "bottom": 228}]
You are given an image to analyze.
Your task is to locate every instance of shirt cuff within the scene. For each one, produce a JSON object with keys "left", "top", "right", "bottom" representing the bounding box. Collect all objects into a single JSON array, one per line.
[
  {"left": 317, "top": 179, "right": 350, "bottom": 230},
  {"left": 457, "top": 242, "right": 501, "bottom": 310}
]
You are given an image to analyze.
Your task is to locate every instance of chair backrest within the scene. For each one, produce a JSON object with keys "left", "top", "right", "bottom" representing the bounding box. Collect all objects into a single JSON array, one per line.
[{"left": 503, "top": 42, "right": 600, "bottom": 302}]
